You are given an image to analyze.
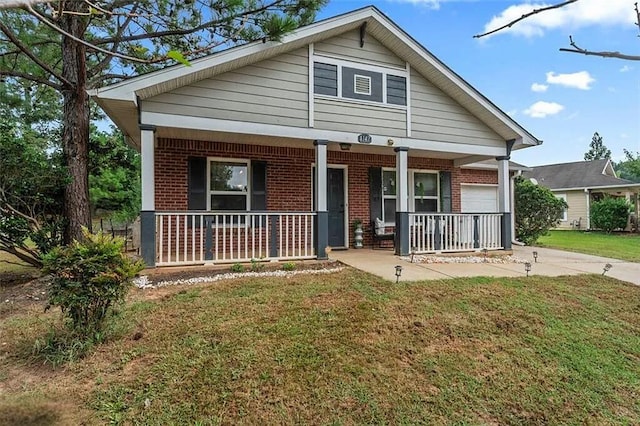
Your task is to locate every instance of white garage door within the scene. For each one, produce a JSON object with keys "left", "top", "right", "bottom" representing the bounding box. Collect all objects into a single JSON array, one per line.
[{"left": 461, "top": 185, "right": 498, "bottom": 212}]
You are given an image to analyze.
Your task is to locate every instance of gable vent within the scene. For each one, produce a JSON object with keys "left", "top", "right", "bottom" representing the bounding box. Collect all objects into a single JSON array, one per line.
[{"left": 354, "top": 74, "right": 371, "bottom": 95}]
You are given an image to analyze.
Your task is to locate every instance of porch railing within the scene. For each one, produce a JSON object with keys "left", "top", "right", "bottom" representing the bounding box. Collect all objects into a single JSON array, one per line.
[
  {"left": 156, "top": 211, "right": 316, "bottom": 266},
  {"left": 409, "top": 213, "right": 503, "bottom": 254}
]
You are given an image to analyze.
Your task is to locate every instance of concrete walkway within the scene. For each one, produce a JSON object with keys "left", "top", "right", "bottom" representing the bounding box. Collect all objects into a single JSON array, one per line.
[{"left": 331, "top": 246, "right": 640, "bottom": 286}]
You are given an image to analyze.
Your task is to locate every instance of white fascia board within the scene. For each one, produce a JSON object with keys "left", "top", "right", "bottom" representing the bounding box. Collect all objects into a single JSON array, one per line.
[
  {"left": 551, "top": 183, "right": 640, "bottom": 192},
  {"left": 370, "top": 16, "right": 539, "bottom": 147},
  {"left": 141, "top": 111, "right": 506, "bottom": 157},
  {"left": 92, "top": 8, "right": 374, "bottom": 103}
]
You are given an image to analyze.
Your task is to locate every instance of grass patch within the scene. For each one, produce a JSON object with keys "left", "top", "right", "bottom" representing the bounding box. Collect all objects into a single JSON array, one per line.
[
  {"left": 537, "top": 230, "right": 640, "bottom": 262},
  {"left": 0, "top": 250, "right": 38, "bottom": 277},
  {"left": 1, "top": 270, "right": 639, "bottom": 424}
]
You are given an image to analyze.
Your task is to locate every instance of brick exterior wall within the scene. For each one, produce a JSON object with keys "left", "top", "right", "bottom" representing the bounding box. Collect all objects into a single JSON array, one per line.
[{"left": 154, "top": 138, "right": 499, "bottom": 246}]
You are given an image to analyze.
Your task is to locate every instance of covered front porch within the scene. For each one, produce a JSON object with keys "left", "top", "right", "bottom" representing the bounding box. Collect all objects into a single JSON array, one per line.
[{"left": 138, "top": 128, "right": 515, "bottom": 267}]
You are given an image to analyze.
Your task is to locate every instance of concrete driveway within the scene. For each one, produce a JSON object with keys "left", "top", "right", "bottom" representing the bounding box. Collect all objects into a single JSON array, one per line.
[{"left": 331, "top": 246, "right": 639, "bottom": 286}]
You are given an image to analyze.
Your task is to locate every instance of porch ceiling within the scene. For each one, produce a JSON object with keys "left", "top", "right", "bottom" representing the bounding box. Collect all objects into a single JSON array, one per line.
[{"left": 155, "top": 127, "right": 480, "bottom": 160}]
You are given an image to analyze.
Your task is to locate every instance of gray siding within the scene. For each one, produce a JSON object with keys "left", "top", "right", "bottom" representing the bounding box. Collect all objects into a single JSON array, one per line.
[
  {"left": 315, "top": 30, "right": 405, "bottom": 68},
  {"left": 410, "top": 69, "right": 503, "bottom": 147},
  {"left": 314, "top": 98, "right": 406, "bottom": 137},
  {"left": 141, "top": 48, "right": 308, "bottom": 127}
]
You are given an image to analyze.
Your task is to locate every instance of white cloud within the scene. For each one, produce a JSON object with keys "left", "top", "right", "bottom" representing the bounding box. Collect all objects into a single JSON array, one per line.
[
  {"left": 393, "top": 0, "right": 444, "bottom": 10},
  {"left": 620, "top": 65, "right": 633, "bottom": 72},
  {"left": 480, "top": 0, "right": 636, "bottom": 38},
  {"left": 523, "top": 101, "right": 564, "bottom": 118},
  {"left": 531, "top": 83, "right": 548, "bottom": 92},
  {"left": 546, "top": 71, "right": 595, "bottom": 90}
]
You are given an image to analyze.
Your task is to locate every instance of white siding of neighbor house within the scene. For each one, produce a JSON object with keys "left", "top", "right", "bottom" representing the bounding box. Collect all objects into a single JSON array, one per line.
[
  {"left": 555, "top": 190, "right": 588, "bottom": 230},
  {"left": 140, "top": 48, "right": 309, "bottom": 128},
  {"left": 314, "top": 98, "right": 407, "bottom": 137},
  {"left": 314, "top": 29, "right": 405, "bottom": 68},
  {"left": 410, "top": 69, "right": 504, "bottom": 147}
]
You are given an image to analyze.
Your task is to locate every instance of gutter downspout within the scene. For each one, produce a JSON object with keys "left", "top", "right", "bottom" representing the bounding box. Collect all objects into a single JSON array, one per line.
[{"left": 511, "top": 170, "right": 525, "bottom": 246}]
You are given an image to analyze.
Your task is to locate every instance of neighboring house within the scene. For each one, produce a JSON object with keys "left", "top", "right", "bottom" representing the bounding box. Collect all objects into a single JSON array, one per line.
[
  {"left": 91, "top": 6, "right": 541, "bottom": 267},
  {"left": 522, "top": 159, "right": 640, "bottom": 231}
]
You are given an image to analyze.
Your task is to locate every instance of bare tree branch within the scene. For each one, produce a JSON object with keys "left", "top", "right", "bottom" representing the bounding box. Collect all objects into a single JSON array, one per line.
[
  {"left": 0, "top": 20, "right": 70, "bottom": 85},
  {"left": 474, "top": 0, "right": 578, "bottom": 38},
  {"left": 560, "top": 35, "right": 640, "bottom": 60}
]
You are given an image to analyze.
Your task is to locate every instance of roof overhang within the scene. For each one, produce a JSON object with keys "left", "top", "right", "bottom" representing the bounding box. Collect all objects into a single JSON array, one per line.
[
  {"left": 550, "top": 183, "right": 640, "bottom": 192},
  {"left": 90, "top": 6, "right": 541, "bottom": 150}
]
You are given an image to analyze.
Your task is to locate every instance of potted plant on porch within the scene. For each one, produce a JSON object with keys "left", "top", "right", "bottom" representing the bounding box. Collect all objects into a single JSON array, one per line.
[{"left": 353, "top": 219, "right": 364, "bottom": 249}]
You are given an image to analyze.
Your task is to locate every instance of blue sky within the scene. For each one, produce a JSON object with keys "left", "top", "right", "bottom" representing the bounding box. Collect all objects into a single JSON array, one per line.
[{"left": 318, "top": 0, "right": 640, "bottom": 166}]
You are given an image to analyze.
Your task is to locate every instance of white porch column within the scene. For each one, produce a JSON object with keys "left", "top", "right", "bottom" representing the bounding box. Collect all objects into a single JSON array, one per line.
[
  {"left": 140, "top": 125, "right": 156, "bottom": 267},
  {"left": 141, "top": 126, "right": 156, "bottom": 211},
  {"left": 314, "top": 140, "right": 328, "bottom": 259},
  {"left": 395, "top": 147, "right": 409, "bottom": 255}
]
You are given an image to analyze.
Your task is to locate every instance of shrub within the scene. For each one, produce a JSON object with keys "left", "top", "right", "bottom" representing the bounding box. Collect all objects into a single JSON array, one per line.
[
  {"left": 282, "top": 262, "right": 296, "bottom": 271},
  {"left": 250, "top": 258, "right": 265, "bottom": 272},
  {"left": 590, "top": 197, "right": 631, "bottom": 233},
  {"left": 514, "top": 177, "right": 567, "bottom": 245},
  {"left": 42, "top": 229, "right": 143, "bottom": 338},
  {"left": 230, "top": 263, "right": 245, "bottom": 273}
]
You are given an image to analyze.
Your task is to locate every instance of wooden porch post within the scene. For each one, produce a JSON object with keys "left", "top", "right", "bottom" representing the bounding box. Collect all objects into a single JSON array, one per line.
[
  {"left": 395, "top": 147, "right": 410, "bottom": 256},
  {"left": 314, "top": 140, "right": 329, "bottom": 259},
  {"left": 140, "top": 124, "right": 156, "bottom": 267}
]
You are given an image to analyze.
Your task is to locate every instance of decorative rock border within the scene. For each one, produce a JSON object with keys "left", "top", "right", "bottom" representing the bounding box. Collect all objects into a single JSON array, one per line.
[{"left": 133, "top": 267, "right": 345, "bottom": 290}]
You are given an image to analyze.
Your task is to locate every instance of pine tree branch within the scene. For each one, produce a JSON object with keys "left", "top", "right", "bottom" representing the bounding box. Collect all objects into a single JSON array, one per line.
[
  {"left": 92, "top": 0, "right": 283, "bottom": 45},
  {"left": 0, "top": 69, "right": 62, "bottom": 89},
  {"left": 560, "top": 35, "right": 640, "bottom": 61},
  {"left": 0, "top": 20, "right": 70, "bottom": 86},
  {"left": 25, "top": 3, "right": 153, "bottom": 64}
]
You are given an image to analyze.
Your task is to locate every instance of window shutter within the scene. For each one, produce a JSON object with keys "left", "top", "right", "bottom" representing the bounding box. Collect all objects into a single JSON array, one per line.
[
  {"left": 251, "top": 161, "right": 267, "bottom": 211},
  {"left": 369, "top": 167, "right": 383, "bottom": 223},
  {"left": 314, "top": 62, "right": 338, "bottom": 96},
  {"left": 188, "top": 157, "right": 207, "bottom": 210},
  {"left": 439, "top": 171, "right": 452, "bottom": 213}
]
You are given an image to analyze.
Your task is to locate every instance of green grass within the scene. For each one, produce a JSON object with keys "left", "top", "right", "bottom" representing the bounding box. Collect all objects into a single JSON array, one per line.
[
  {"left": 1, "top": 270, "right": 639, "bottom": 424},
  {"left": 537, "top": 230, "right": 640, "bottom": 262},
  {"left": 0, "top": 250, "right": 37, "bottom": 275}
]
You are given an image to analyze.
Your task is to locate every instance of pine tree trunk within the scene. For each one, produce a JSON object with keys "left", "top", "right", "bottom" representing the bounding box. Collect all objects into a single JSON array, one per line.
[{"left": 60, "top": 2, "right": 91, "bottom": 243}]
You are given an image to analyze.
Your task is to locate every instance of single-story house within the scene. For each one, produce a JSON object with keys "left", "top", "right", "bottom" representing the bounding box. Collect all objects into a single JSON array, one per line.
[
  {"left": 90, "top": 6, "right": 541, "bottom": 267},
  {"left": 522, "top": 159, "right": 640, "bottom": 231}
]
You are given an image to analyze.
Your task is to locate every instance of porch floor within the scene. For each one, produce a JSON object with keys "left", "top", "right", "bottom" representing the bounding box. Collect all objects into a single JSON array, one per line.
[{"left": 330, "top": 247, "right": 640, "bottom": 286}]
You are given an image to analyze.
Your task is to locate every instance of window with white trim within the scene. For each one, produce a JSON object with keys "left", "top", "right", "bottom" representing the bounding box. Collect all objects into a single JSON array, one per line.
[
  {"left": 208, "top": 159, "right": 250, "bottom": 211},
  {"left": 381, "top": 169, "right": 439, "bottom": 224},
  {"left": 556, "top": 193, "right": 567, "bottom": 221}
]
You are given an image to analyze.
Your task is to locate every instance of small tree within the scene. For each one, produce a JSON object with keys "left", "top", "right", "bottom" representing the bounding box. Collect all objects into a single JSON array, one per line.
[
  {"left": 515, "top": 177, "right": 567, "bottom": 245},
  {"left": 584, "top": 132, "right": 611, "bottom": 161},
  {"left": 42, "top": 229, "right": 143, "bottom": 338},
  {"left": 590, "top": 197, "right": 631, "bottom": 233}
]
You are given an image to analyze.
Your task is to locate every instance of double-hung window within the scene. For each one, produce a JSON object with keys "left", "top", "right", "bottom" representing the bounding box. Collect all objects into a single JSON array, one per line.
[
  {"left": 208, "top": 159, "right": 250, "bottom": 211},
  {"left": 380, "top": 169, "right": 439, "bottom": 225},
  {"left": 413, "top": 172, "right": 439, "bottom": 213}
]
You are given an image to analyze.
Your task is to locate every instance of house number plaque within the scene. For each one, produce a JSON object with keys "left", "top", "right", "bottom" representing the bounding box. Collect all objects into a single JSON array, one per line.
[{"left": 357, "top": 133, "right": 372, "bottom": 144}]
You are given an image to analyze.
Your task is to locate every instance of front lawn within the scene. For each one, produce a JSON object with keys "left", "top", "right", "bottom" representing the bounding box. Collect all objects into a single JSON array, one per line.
[
  {"left": 537, "top": 230, "right": 640, "bottom": 262},
  {"left": 1, "top": 270, "right": 639, "bottom": 424}
]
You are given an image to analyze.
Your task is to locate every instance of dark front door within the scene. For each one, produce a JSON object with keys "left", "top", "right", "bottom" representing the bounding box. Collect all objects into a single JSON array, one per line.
[{"left": 327, "top": 168, "right": 345, "bottom": 247}]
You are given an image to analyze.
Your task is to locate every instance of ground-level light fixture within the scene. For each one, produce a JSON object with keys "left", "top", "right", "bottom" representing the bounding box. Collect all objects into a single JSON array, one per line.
[
  {"left": 395, "top": 265, "right": 403, "bottom": 283},
  {"left": 532, "top": 251, "right": 538, "bottom": 263},
  {"left": 602, "top": 263, "right": 612, "bottom": 275},
  {"left": 525, "top": 262, "right": 532, "bottom": 277}
]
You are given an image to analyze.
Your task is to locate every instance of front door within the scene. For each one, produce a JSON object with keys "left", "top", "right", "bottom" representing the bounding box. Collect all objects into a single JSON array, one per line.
[{"left": 327, "top": 168, "right": 345, "bottom": 247}]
